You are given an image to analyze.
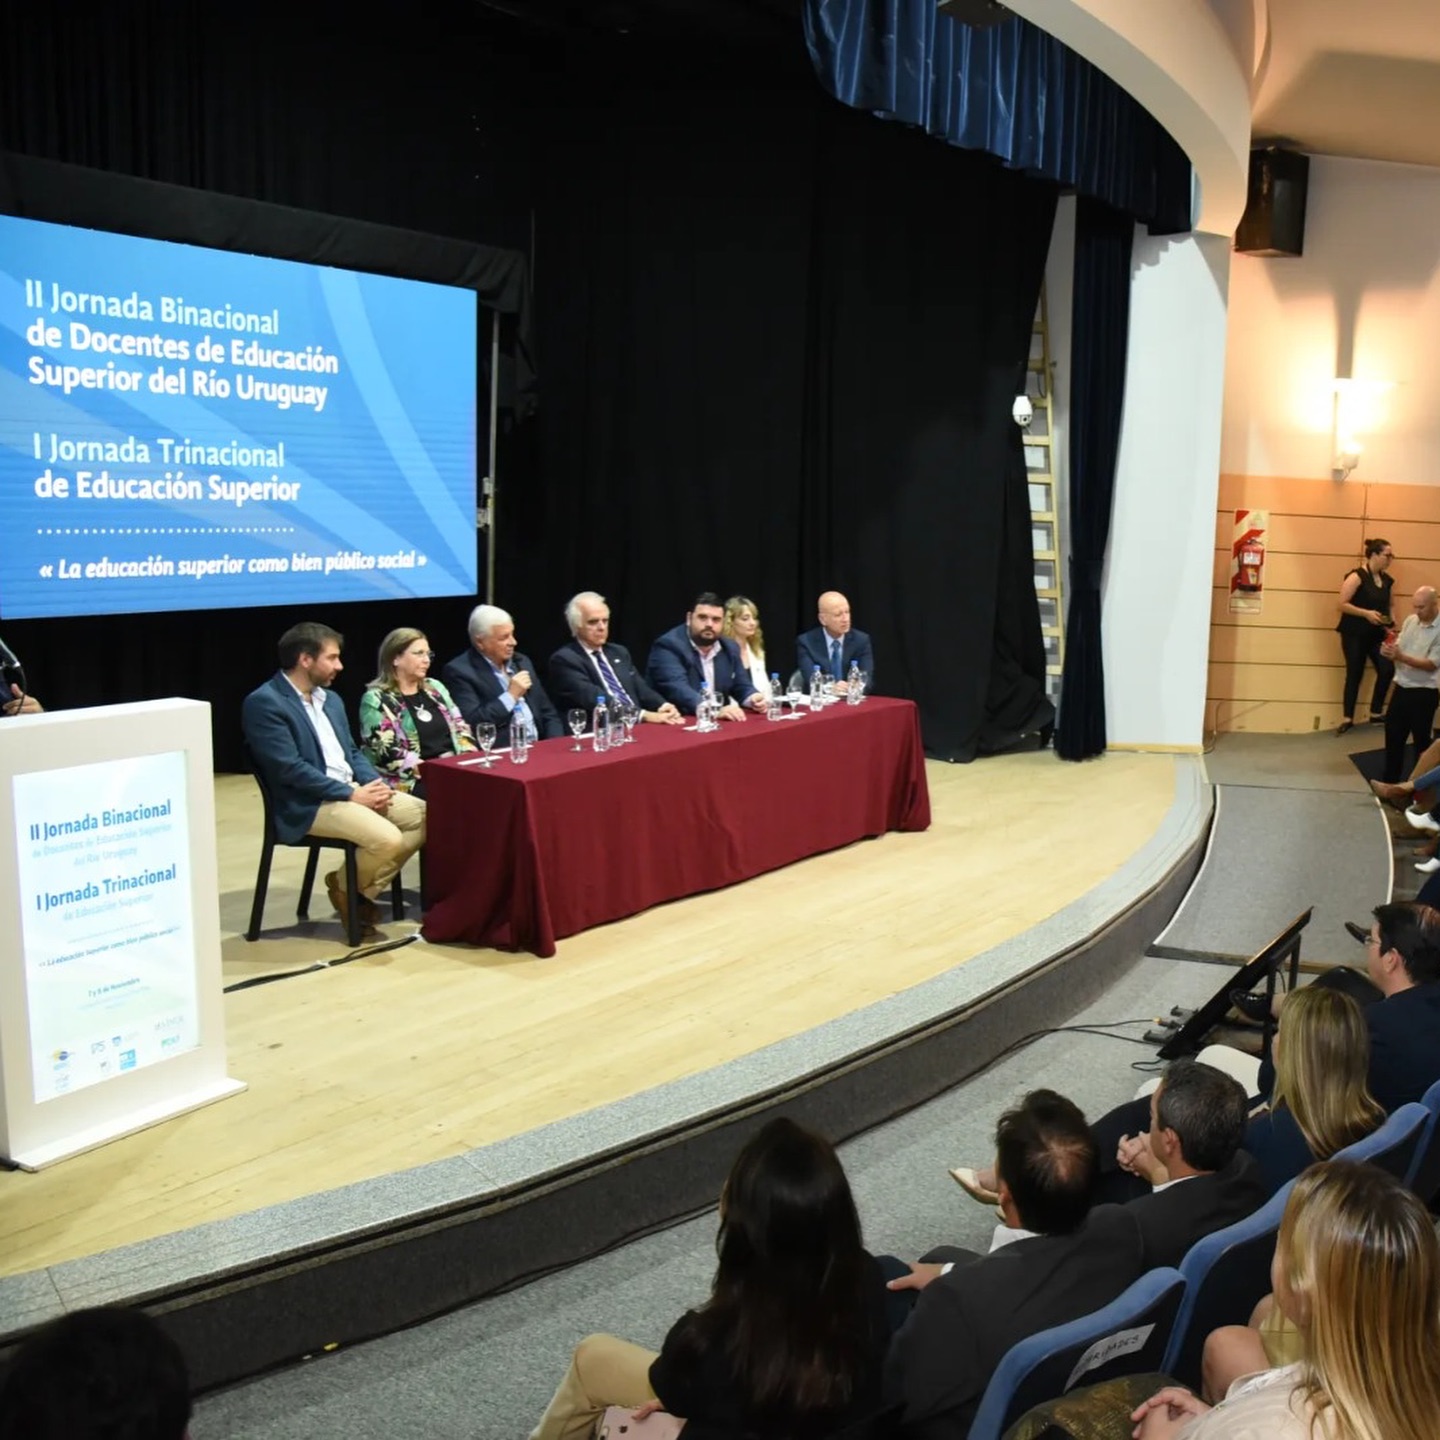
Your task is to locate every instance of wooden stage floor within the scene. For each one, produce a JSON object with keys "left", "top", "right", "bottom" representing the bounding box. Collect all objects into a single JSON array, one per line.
[{"left": 0, "top": 748, "right": 1179, "bottom": 1280}]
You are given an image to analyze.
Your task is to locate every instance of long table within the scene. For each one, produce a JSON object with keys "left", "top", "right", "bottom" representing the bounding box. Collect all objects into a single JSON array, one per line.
[{"left": 420, "top": 696, "right": 931, "bottom": 957}]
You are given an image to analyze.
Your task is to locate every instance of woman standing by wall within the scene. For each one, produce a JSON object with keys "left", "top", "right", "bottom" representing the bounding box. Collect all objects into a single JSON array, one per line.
[{"left": 1335, "top": 538, "right": 1395, "bottom": 734}]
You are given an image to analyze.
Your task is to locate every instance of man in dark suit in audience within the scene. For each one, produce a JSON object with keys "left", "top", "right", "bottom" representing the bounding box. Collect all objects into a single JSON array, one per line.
[
  {"left": 884, "top": 1090, "right": 1145, "bottom": 1440},
  {"left": 548, "top": 591, "right": 684, "bottom": 725},
  {"left": 441, "top": 604, "right": 564, "bottom": 747},
  {"left": 1102, "top": 1059, "right": 1268, "bottom": 1268},
  {"left": 796, "top": 590, "right": 874, "bottom": 692},
  {"left": 646, "top": 592, "right": 767, "bottom": 720}
]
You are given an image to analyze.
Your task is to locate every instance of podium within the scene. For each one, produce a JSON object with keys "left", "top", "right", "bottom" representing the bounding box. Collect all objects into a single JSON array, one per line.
[{"left": 0, "top": 699, "right": 244, "bottom": 1169}]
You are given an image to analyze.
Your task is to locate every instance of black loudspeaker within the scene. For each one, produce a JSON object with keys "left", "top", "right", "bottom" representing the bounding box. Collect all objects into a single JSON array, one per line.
[
  {"left": 936, "top": 0, "right": 1012, "bottom": 26},
  {"left": 1235, "top": 147, "right": 1310, "bottom": 257}
]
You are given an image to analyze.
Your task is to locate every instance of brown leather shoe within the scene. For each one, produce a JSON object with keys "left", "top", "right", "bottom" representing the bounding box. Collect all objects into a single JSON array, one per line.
[
  {"left": 1370, "top": 778, "right": 1414, "bottom": 811},
  {"left": 324, "top": 871, "right": 380, "bottom": 938}
]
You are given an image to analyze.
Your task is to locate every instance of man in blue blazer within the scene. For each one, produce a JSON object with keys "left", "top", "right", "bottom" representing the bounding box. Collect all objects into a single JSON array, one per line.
[
  {"left": 548, "top": 591, "right": 684, "bottom": 724},
  {"left": 646, "top": 592, "right": 767, "bottom": 719},
  {"left": 441, "top": 604, "right": 564, "bottom": 746},
  {"left": 796, "top": 591, "right": 874, "bottom": 692},
  {"left": 241, "top": 621, "right": 425, "bottom": 933}
]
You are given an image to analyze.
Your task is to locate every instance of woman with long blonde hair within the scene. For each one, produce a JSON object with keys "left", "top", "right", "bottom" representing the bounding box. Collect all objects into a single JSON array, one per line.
[
  {"left": 1131, "top": 1160, "right": 1440, "bottom": 1439},
  {"left": 723, "top": 595, "right": 771, "bottom": 700},
  {"left": 1247, "top": 985, "right": 1384, "bottom": 1194}
]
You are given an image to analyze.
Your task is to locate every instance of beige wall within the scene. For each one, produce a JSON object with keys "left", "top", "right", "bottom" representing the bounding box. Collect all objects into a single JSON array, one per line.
[{"left": 1209, "top": 475, "right": 1440, "bottom": 733}]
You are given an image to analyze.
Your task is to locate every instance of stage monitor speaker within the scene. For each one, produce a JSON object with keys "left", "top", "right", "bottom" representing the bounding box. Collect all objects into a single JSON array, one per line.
[
  {"left": 936, "top": 0, "right": 1013, "bottom": 27},
  {"left": 1235, "top": 147, "right": 1310, "bottom": 257}
]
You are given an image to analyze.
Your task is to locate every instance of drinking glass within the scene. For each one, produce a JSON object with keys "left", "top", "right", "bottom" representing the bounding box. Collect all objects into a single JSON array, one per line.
[
  {"left": 476, "top": 721, "right": 497, "bottom": 766},
  {"left": 785, "top": 674, "right": 803, "bottom": 710},
  {"left": 567, "top": 708, "right": 588, "bottom": 751},
  {"left": 622, "top": 703, "right": 640, "bottom": 743}
]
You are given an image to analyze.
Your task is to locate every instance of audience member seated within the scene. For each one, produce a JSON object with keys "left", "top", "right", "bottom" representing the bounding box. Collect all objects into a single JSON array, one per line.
[
  {"left": 1237, "top": 985, "right": 1384, "bottom": 1196},
  {"left": 1093, "top": 1060, "right": 1267, "bottom": 1266},
  {"left": 529, "top": 1117, "right": 890, "bottom": 1440},
  {"left": 241, "top": 621, "right": 425, "bottom": 938},
  {"left": 2, "top": 681, "right": 41, "bottom": 716},
  {"left": 796, "top": 590, "right": 873, "bottom": 692},
  {"left": 0, "top": 1304, "right": 191, "bottom": 1439},
  {"left": 547, "top": 591, "right": 683, "bottom": 724},
  {"left": 646, "top": 592, "right": 768, "bottom": 720},
  {"left": 1129, "top": 1160, "right": 1440, "bottom": 1439},
  {"left": 883, "top": 1090, "right": 1145, "bottom": 1440},
  {"left": 441, "top": 604, "right": 563, "bottom": 747},
  {"left": 723, "top": 594, "right": 772, "bottom": 700},
  {"left": 358, "top": 628, "right": 474, "bottom": 801}
]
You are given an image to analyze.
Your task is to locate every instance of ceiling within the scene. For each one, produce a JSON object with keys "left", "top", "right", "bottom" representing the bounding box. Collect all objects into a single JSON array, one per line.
[{"left": 1252, "top": 0, "right": 1440, "bottom": 168}]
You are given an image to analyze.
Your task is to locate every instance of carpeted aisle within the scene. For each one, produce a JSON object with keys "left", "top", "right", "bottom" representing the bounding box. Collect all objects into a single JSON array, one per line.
[{"left": 1150, "top": 733, "right": 1392, "bottom": 967}]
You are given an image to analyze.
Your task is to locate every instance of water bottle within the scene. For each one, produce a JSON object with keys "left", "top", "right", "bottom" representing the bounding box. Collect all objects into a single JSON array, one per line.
[
  {"left": 846, "top": 660, "right": 862, "bottom": 705},
  {"left": 592, "top": 694, "right": 611, "bottom": 752},
  {"left": 809, "top": 665, "right": 823, "bottom": 707},
  {"left": 697, "top": 682, "right": 715, "bottom": 732},
  {"left": 768, "top": 672, "right": 784, "bottom": 720},
  {"left": 508, "top": 714, "right": 531, "bottom": 765}
]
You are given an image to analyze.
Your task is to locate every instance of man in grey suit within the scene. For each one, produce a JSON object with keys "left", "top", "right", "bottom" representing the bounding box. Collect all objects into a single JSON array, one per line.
[{"left": 884, "top": 1091, "right": 1146, "bottom": 1440}]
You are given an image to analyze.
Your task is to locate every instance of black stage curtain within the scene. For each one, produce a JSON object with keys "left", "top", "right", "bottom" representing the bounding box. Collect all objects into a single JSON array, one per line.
[
  {"left": 1055, "top": 198, "right": 1135, "bottom": 761},
  {"left": 1, "top": 5, "right": 1057, "bottom": 765}
]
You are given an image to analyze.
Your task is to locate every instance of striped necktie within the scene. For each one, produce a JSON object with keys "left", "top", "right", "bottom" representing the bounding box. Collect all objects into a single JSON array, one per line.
[
  {"left": 593, "top": 648, "right": 634, "bottom": 707},
  {"left": 830, "top": 638, "right": 843, "bottom": 678}
]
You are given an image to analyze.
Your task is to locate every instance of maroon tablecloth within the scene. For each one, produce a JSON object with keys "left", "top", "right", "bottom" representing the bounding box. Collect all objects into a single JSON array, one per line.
[{"left": 420, "top": 696, "right": 930, "bottom": 957}]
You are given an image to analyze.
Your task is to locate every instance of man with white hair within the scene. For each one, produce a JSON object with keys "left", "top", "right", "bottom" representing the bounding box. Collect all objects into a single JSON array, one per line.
[
  {"left": 1379, "top": 584, "right": 1440, "bottom": 783},
  {"left": 441, "top": 604, "right": 563, "bottom": 746},
  {"left": 547, "top": 591, "right": 684, "bottom": 724}
]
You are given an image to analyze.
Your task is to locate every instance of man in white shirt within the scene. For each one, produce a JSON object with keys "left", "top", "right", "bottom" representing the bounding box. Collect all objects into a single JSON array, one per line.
[
  {"left": 1380, "top": 585, "right": 1440, "bottom": 783},
  {"left": 242, "top": 622, "right": 425, "bottom": 937}
]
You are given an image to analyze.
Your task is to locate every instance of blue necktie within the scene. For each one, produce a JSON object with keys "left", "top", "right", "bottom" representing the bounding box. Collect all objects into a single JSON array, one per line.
[
  {"left": 830, "top": 638, "right": 843, "bottom": 679},
  {"left": 593, "top": 648, "right": 633, "bottom": 707}
]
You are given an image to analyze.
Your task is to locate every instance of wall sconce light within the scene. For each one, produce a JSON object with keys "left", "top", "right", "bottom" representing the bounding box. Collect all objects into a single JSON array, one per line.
[{"left": 1331, "top": 377, "right": 1393, "bottom": 480}]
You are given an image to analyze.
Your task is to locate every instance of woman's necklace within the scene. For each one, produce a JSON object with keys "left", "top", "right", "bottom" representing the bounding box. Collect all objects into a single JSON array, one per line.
[{"left": 404, "top": 688, "right": 432, "bottom": 723}]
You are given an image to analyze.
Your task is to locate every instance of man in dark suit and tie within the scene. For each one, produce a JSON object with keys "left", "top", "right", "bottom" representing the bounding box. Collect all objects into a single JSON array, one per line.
[
  {"left": 796, "top": 590, "right": 874, "bottom": 692},
  {"left": 646, "top": 592, "right": 768, "bottom": 720},
  {"left": 548, "top": 591, "right": 685, "bottom": 725},
  {"left": 1104, "top": 1059, "right": 1268, "bottom": 1268},
  {"left": 441, "top": 604, "right": 564, "bottom": 747},
  {"left": 884, "top": 1090, "right": 1146, "bottom": 1440},
  {"left": 241, "top": 621, "right": 425, "bottom": 935}
]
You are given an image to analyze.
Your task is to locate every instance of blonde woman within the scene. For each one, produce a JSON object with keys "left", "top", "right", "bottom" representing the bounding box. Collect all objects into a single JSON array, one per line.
[
  {"left": 359, "top": 628, "right": 473, "bottom": 800},
  {"left": 1131, "top": 1160, "right": 1440, "bottom": 1439},
  {"left": 723, "top": 595, "right": 771, "bottom": 700},
  {"left": 1242, "top": 986, "right": 1384, "bottom": 1196}
]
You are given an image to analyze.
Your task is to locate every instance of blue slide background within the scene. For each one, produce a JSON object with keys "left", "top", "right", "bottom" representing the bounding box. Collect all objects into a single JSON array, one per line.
[{"left": 0, "top": 214, "right": 477, "bottom": 619}]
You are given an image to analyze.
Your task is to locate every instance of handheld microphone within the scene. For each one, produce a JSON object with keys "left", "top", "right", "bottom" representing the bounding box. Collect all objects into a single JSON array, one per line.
[{"left": 0, "top": 635, "right": 19, "bottom": 671}]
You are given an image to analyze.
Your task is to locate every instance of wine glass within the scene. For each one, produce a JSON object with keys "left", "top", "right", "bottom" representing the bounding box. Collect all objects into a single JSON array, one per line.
[
  {"left": 785, "top": 673, "right": 802, "bottom": 711},
  {"left": 622, "top": 703, "right": 640, "bottom": 743},
  {"left": 567, "top": 708, "right": 588, "bottom": 751},
  {"left": 476, "top": 720, "right": 497, "bottom": 766}
]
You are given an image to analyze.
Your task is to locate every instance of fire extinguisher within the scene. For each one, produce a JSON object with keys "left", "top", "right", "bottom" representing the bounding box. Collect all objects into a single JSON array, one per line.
[{"left": 1237, "top": 540, "right": 1264, "bottom": 592}]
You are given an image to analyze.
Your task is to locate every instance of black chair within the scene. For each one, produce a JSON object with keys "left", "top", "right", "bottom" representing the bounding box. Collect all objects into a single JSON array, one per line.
[{"left": 244, "top": 753, "right": 405, "bottom": 948}]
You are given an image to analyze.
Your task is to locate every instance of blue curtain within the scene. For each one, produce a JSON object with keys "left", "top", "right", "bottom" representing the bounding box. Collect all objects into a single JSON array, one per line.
[
  {"left": 804, "top": 0, "right": 1191, "bottom": 232},
  {"left": 1055, "top": 197, "right": 1134, "bottom": 761}
]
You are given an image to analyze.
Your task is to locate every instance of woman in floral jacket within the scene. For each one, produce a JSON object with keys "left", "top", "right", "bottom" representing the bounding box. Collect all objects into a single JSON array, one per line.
[{"left": 359, "top": 628, "right": 474, "bottom": 799}]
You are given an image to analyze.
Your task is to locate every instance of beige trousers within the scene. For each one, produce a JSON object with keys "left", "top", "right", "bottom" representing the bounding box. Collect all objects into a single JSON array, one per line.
[
  {"left": 307, "top": 791, "right": 426, "bottom": 898},
  {"left": 529, "top": 1333, "right": 659, "bottom": 1440}
]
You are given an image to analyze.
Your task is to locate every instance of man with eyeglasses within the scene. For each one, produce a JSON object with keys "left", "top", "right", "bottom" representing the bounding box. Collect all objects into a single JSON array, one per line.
[{"left": 548, "top": 592, "right": 683, "bottom": 725}]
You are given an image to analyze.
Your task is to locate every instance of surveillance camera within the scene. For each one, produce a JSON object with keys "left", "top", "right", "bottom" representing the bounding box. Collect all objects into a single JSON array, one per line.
[{"left": 1012, "top": 396, "right": 1033, "bottom": 429}]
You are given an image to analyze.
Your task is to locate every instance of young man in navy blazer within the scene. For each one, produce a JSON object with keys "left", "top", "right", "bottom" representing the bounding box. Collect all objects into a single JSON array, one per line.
[
  {"left": 796, "top": 591, "right": 874, "bottom": 692},
  {"left": 241, "top": 621, "right": 425, "bottom": 934},
  {"left": 646, "top": 592, "right": 768, "bottom": 720}
]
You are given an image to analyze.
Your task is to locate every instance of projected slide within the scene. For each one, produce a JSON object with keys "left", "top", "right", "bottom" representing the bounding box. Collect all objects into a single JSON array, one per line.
[
  {"left": 0, "top": 213, "right": 478, "bottom": 619},
  {"left": 13, "top": 750, "right": 197, "bottom": 1104}
]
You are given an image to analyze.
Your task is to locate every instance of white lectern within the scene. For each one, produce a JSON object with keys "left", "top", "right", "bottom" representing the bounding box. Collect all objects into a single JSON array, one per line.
[{"left": 0, "top": 698, "right": 243, "bottom": 1169}]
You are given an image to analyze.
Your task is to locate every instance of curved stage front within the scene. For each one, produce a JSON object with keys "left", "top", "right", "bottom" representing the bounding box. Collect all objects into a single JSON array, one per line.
[{"left": 0, "top": 750, "right": 1210, "bottom": 1387}]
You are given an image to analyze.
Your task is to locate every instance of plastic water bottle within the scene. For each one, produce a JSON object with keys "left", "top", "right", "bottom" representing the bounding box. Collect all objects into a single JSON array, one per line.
[
  {"left": 846, "top": 660, "right": 862, "bottom": 705},
  {"left": 592, "top": 695, "right": 611, "bottom": 752},
  {"left": 809, "top": 665, "right": 823, "bottom": 707},
  {"left": 697, "top": 682, "right": 715, "bottom": 732},
  {"left": 768, "top": 672, "right": 784, "bottom": 720},
  {"left": 509, "top": 714, "right": 531, "bottom": 765}
]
